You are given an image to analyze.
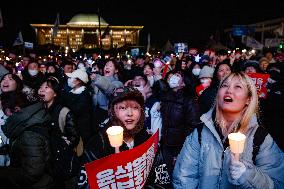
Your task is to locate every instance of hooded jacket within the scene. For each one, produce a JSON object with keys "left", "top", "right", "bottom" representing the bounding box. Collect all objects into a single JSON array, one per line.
[
  {"left": 0, "top": 102, "right": 53, "bottom": 189},
  {"left": 173, "top": 109, "right": 284, "bottom": 189}
]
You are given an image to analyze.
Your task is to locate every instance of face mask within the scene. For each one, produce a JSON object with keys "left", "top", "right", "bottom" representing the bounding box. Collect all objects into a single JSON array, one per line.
[
  {"left": 28, "top": 69, "right": 38, "bottom": 76},
  {"left": 192, "top": 68, "right": 201, "bottom": 76},
  {"left": 68, "top": 77, "right": 75, "bottom": 88},
  {"left": 200, "top": 78, "right": 211, "bottom": 84},
  {"left": 168, "top": 74, "right": 180, "bottom": 88},
  {"left": 134, "top": 85, "right": 144, "bottom": 91}
]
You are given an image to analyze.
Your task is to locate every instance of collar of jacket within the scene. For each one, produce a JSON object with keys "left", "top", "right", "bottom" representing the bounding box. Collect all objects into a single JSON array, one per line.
[
  {"left": 70, "top": 86, "right": 86, "bottom": 94},
  {"left": 200, "top": 109, "right": 258, "bottom": 148}
]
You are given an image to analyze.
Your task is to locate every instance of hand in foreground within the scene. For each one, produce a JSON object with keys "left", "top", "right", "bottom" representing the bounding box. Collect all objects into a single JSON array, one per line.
[{"left": 230, "top": 155, "right": 246, "bottom": 180}]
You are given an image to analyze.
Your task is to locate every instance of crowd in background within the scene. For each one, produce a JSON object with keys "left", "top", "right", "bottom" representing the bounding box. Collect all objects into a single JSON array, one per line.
[{"left": 0, "top": 46, "right": 283, "bottom": 189}]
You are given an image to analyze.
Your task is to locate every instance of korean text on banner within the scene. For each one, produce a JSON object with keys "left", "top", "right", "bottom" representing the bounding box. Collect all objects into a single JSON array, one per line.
[
  {"left": 85, "top": 130, "right": 159, "bottom": 189},
  {"left": 247, "top": 73, "right": 270, "bottom": 99}
]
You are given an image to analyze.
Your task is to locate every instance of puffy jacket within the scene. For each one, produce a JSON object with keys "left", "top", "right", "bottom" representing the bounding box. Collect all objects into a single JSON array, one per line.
[
  {"left": 173, "top": 109, "right": 284, "bottom": 189},
  {"left": 0, "top": 102, "right": 53, "bottom": 189},
  {"left": 62, "top": 87, "right": 93, "bottom": 144},
  {"left": 47, "top": 101, "right": 79, "bottom": 149},
  {"left": 91, "top": 74, "right": 123, "bottom": 111},
  {"left": 160, "top": 89, "right": 200, "bottom": 147}
]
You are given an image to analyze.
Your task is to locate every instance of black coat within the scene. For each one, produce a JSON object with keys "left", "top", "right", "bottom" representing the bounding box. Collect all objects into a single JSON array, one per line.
[
  {"left": 160, "top": 89, "right": 200, "bottom": 147},
  {"left": 61, "top": 88, "right": 93, "bottom": 145},
  {"left": 0, "top": 102, "right": 53, "bottom": 189},
  {"left": 47, "top": 101, "right": 79, "bottom": 149},
  {"left": 85, "top": 126, "right": 150, "bottom": 160}
]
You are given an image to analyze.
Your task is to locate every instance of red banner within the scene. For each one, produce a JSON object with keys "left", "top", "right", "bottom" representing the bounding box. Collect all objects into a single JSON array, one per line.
[
  {"left": 247, "top": 73, "right": 270, "bottom": 99},
  {"left": 85, "top": 131, "right": 159, "bottom": 189}
]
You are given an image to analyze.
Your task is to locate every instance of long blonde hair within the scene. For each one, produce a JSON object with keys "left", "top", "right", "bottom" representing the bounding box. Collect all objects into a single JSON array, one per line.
[{"left": 215, "top": 72, "right": 259, "bottom": 135}]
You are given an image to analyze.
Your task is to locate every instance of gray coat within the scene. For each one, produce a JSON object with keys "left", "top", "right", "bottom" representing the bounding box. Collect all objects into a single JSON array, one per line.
[
  {"left": 91, "top": 75, "right": 123, "bottom": 111},
  {"left": 173, "top": 109, "right": 284, "bottom": 189}
]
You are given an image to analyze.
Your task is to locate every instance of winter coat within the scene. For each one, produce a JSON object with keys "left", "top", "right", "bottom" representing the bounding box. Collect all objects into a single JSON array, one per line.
[
  {"left": 173, "top": 109, "right": 284, "bottom": 189},
  {"left": 144, "top": 96, "right": 162, "bottom": 139},
  {"left": 47, "top": 101, "right": 79, "bottom": 149},
  {"left": 160, "top": 89, "right": 200, "bottom": 147},
  {"left": 91, "top": 74, "right": 123, "bottom": 111},
  {"left": 0, "top": 102, "right": 53, "bottom": 189},
  {"left": 62, "top": 86, "right": 93, "bottom": 145},
  {"left": 21, "top": 69, "right": 45, "bottom": 103},
  {"left": 262, "top": 80, "right": 284, "bottom": 152}
]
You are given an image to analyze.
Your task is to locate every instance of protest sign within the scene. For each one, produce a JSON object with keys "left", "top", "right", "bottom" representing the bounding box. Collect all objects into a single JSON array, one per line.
[{"left": 85, "top": 131, "right": 159, "bottom": 189}]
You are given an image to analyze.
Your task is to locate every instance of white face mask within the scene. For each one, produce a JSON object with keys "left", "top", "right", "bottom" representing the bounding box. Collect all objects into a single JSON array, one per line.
[
  {"left": 134, "top": 85, "right": 144, "bottom": 91},
  {"left": 200, "top": 78, "right": 211, "bottom": 84},
  {"left": 28, "top": 69, "right": 38, "bottom": 76},
  {"left": 168, "top": 74, "right": 180, "bottom": 88},
  {"left": 192, "top": 68, "right": 201, "bottom": 76},
  {"left": 68, "top": 77, "right": 76, "bottom": 88}
]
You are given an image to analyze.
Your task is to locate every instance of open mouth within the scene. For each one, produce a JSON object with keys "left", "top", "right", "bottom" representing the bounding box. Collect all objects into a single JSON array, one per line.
[
  {"left": 125, "top": 119, "right": 134, "bottom": 124},
  {"left": 38, "top": 94, "right": 45, "bottom": 100},
  {"left": 105, "top": 70, "right": 110, "bottom": 74},
  {"left": 224, "top": 96, "right": 233, "bottom": 102}
]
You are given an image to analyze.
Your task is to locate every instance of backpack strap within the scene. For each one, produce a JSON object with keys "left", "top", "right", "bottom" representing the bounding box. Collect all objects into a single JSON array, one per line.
[
  {"left": 197, "top": 123, "right": 203, "bottom": 145},
  {"left": 58, "top": 107, "right": 70, "bottom": 133},
  {"left": 252, "top": 126, "right": 268, "bottom": 164}
]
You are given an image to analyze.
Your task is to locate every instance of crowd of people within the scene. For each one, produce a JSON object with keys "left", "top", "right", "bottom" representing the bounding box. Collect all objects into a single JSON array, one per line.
[{"left": 0, "top": 46, "right": 283, "bottom": 189}]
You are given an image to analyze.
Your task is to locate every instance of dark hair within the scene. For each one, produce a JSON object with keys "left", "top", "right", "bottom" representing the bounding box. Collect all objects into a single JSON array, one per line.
[
  {"left": 143, "top": 63, "right": 154, "bottom": 71},
  {"left": 242, "top": 60, "right": 261, "bottom": 73},
  {"left": 212, "top": 60, "right": 232, "bottom": 86},
  {"left": 105, "top": 58, "right": 124, "bottom": 81},
  {"left": 61, "top": 59, "right": 74, "bottom": 68},
  {"left": 0, "top": 73, "right": 23, "bottom": 93},
  {"left": 216, "top": 49, "right": 228, "bottom": 56},
  {"left": 43, "top": 76, "right": 61, "bottom": 96},
  {"left": 1, "top": 91, "right": 29, "bottom": 113},
  {"left": 136, "top": 55, "right": 145, "bottom": 60},
  {"left": 133, "top": 73, "right": 148, "bottom": 86}
]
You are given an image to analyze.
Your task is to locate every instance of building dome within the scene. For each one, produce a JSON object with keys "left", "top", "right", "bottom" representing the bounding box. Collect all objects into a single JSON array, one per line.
[{"left": 67, "top": 14, "right": 108, "bottom": 26}]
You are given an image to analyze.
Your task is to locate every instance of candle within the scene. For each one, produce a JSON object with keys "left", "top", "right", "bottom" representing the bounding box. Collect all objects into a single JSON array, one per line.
[
  {"left": 228, "top": 132, "right": 246, "bottom": 160},
  {"left": 106, "top": 126, "right": 124, "bottom": 149}
]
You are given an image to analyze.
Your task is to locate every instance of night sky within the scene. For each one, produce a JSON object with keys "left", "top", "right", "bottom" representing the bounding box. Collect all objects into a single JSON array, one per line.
[{"left": 1, "top": 0, "right": 284, "bottom": 49}]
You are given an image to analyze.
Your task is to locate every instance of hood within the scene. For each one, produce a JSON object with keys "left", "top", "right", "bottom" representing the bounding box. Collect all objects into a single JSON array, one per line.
[
  {"left": 200, "top": 108, "right": 258, "bottom": 146},
  {"left": 2, "top": 102, "right": 50, "bottom": 139}
]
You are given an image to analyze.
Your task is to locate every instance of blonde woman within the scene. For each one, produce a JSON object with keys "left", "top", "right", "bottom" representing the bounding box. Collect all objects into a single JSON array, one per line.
[{"left": 173, "top": 72, "right": 284, "bottom": 189}]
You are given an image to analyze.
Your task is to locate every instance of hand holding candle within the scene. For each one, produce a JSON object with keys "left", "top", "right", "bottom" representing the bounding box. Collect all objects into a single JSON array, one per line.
[
  {"left": 106, "top": 126, "right": 124, "bottom": 153},
  {"left": 228, "top": 132, "right": 246, "bottom": 161}
]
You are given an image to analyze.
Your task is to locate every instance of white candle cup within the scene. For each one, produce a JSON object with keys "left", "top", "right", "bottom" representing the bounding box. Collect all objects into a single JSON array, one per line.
[
  {"left": 106, "top": 126, "right": 124, "bottom": 148},
  {"left": 228, "top": 132, "right": 246, "bottom": 160}
]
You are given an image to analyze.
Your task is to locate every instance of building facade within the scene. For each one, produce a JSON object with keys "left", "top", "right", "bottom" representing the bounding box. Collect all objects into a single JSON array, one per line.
[{"left": 31, "top": 14, "right": 144, "bottom": 51}]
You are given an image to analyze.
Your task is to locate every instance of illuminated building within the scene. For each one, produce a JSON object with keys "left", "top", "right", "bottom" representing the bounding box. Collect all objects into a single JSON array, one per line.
[{"left": 31, "top": 14, "right": 144, "bottom": 51}]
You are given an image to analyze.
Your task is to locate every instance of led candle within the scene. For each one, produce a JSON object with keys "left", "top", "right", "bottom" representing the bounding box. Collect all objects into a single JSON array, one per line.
[
  {"left": 106, "top": 126, "right": 124, "bottom": 153},
  {"left": 228, "top": 132, "right": 246, "bottom": 160}
]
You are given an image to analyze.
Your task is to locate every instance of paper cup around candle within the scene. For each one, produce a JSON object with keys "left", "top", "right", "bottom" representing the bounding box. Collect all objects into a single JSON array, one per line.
[
  {"left": 106, "top": 126, "right": 124, "bottom": 147},
  {"left": 228, "top": 132, "right": 246, "bottom": 154}
]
